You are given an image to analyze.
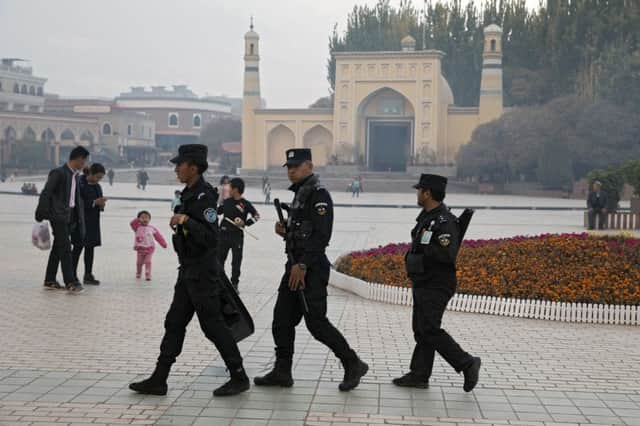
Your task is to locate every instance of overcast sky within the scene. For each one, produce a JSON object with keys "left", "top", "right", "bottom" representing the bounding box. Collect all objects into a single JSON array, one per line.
[{"left": 0, "top": 0, "right": 539, "bottom": 108}]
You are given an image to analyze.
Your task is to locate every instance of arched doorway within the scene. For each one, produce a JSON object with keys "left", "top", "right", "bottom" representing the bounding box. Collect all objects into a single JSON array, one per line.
[
  {"left": 41, "top": 129, "right": 56, "bottom": 165},
  {"left": 357, "top": 87, "right": 415, "bottom": 172},
  {"left": 2, "top": 127, "right": 17, "bottom": 167},
  {"left": 303, "top": 125, "right": 332, "bottom": 167},
  {"left": 267, "top": 124, "right": 295, "bottom": 168}
]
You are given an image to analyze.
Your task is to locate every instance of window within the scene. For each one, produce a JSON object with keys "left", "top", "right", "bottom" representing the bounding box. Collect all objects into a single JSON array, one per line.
[
  {"left": 21, "top": 84, "right": 27, "bottom": 94},
  {"left": 377, "top": 97, "right": 404, "bottom": 115},
  {"left": 127, "top": 124, "right": 132, "bottom": 136},
  {"left": 29, "top": 86, "right": 35, "bottom": 95},
  {"left": 490, "top": 39, "right": 496, "bottom": 52},
  {"left": 193, "top": 113, "right": 201, "bottom": 128},
  {"left": 37, "top": 87, "right": 43, "bottom": 96},
  {"left": 102, "top": 123, "right": 112, "bottom": 135},
  {"left": 13, "top": 83, "right": 19, "bottom": 93},
  {"left": 250, "top": 43, "right": 254, "bottom": 55},
  {"left": 168, "top": 113, "right": 179, "bottom": 127}
]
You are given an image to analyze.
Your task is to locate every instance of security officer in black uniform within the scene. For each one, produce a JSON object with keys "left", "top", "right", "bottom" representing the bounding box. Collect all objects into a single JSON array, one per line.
[
  {"left": 217, "top": 177, "right": 260, "bottom": 292},
  {"left": 254, "top": 148, "right": 368, "bottom": 391},
  {"left": 396, "top": 173, "right": 481, "bottom": 392},
  {"left": 129, "top": 144, "right": 250, "bottom": 397}
]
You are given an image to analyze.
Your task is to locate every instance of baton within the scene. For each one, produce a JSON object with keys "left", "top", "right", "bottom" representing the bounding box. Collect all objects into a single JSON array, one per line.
[
  {"left": 274, "top": 198, "right": 309, "bottom": 313},
  {"left": 224, "top": 217, "right": 259, "bottom": 240}
]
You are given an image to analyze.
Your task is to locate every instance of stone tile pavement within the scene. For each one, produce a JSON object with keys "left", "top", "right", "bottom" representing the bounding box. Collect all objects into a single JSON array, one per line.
[{"left": 0, "top": 194, "right": 639, "bottom": 425}]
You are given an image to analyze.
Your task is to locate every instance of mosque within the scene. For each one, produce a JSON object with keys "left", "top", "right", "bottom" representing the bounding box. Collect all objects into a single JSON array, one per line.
[{"left": 241, "top": 22, "right": 504, "bottom": 175}]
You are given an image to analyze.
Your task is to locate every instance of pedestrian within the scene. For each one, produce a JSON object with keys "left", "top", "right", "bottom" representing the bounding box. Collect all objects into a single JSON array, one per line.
[
  {"left": 129, "top": 144, "right": 250, "bottom": 397},
  {"left": 217, "top": 175, "right": 231, "bottom": 206},
  {"left": 0, "top": 169, "right": 6, "bottom": 182},
  {"left": 129, "top": 210, "right": 167, "bottom": 281},
  {"left": 587, "top": 180, "right": 608, "bottom": 230},
  {"left": 357, "top": 175, "right": 364, "bottom": 193},
  {"left": 254, "top": 148, "right": 368, "bottom": 391},
  {"left": 72, "top": 163, "right": 107, "bottom": 285},
  {"left": 217, "top": 177, "right": 260, "bottom": 292},
  {"left": 139, "top": 169, "right": 149, "bottom": 191},
  {"left": 397, "top": 173, "right": 481, "bottom": 391},
  {"left": 107, "top": 168, "right": 115, "bottom": 186},
  {"left": 262, "top": 175, "right": 268, "bottom": 193},
  {"left": 35, "top": 146, "right": 89, "bottom": 293},
  {"left": 264, "top": 181, "right": 271, "bottom": 203},
  {"left": 171, "top": 190, "right": 182, "bottom": 213},
  {"left": 351, "top": 177, "right": 360, "bottom": 198}
]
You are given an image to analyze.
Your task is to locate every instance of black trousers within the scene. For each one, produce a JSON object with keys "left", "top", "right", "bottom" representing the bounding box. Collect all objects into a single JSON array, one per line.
[
  {"left": 157, "top": 265, "right": 243, "bottom": 371},
  {"left": 72, "top": 245, "right": 95, "bottom": 277},
  {"left": 410, "top": 285, "right": 473, "bottom": 378},
  {"left": 588, "top": 208, "right": 607, "bottom": 230},
  {"left": 272, "top": 256, "right": 357, "bottom": 363},
  {"left": 45, "top": 219, "right": 81, "bottom": 284},
  {"left": 217, "top": 232, "right": 243, "bottom": 286}
]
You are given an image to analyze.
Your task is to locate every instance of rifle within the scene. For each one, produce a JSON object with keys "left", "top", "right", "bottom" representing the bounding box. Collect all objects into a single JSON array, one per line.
[
  {"left": 457, "top": 208, "right": 474, "bottom": 244},
  {"left": 274, "top": 198, "right": 309, "bottom": 313}
]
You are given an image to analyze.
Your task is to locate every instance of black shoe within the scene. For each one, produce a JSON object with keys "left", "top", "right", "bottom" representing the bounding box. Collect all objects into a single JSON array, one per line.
[
  {"left": 83, "top": 275, "right": 100, "bottom": 285},
  {"left": 339, "top": 357, "right": 368, "bottom": 391},
  {"left": 65, "top": 281, "right": 84, "bottom": 293},
  {"left": 213, "top": 369, "right": 250, "bottom": 397},
  {"left": 43, "top": 280, "right": 62, "bottom": 290},
  {"left": 463, "top": 357, "right": 481, "bottom": 392},
  {"left": 392, "top": 371, "right": 429, "bottom": 388},
  {"left": 254, "top": 360, "right": 294, "bottom": 387},
  {"left": 129, "top": 377, "right": 168, "bottom": 396}
]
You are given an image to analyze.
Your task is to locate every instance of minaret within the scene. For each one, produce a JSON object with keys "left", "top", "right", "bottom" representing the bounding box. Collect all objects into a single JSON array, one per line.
[
  {"left": 241, "top": 17, "right": 261, "bottom": 170},
  {"left": 478, "top": 23, "right": 504, "bottom": 124}
]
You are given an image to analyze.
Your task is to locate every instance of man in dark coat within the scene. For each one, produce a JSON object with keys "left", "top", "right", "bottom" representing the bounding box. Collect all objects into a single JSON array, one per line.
[
  {"left": 587, "top": 180, "right": 608, "bottom": 230},
  {"left": 35, "top": 146, "right": 89, "bottom": 293},
  {"left": 72, "top": 163, "right": 107, "bottom": 285},
  {"left": 397, "top": 174, "right": 481, "bottom": 392}
]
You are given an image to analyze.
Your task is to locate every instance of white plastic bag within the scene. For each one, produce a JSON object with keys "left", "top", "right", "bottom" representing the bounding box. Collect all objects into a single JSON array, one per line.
[{"left": 32, "top": 221, "right": 51, "bottom": 250}]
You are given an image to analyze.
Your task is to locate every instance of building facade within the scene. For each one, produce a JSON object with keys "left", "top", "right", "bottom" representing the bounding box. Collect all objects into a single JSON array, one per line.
[
  {"left": 115, "top": 85, "right": 232, "bottom": 159},
  {"left": 241, "top": 24, "right": 504, "bottom": 174}
]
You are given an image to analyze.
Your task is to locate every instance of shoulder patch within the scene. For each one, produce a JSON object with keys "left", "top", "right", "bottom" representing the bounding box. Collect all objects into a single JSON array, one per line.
[
  {"left": 203, "top": 207, "right": 217, "bottom": 223},
  {"left": 438, "top": 233, "right": 451, "bottom": 247},
  {"left": 315, "top": 202, "right": 328, "bottom": 216}
]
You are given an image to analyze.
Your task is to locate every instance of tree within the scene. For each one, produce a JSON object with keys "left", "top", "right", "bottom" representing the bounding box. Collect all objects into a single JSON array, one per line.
[
  {"left": 309, "top": 95, "right": 334, "bottom": 108},
  {"left": 198, "top": 118, "right": 241, "bottom": 160},
  {"left": 456, "top": 96, "right": 640, "bottom": 184}
]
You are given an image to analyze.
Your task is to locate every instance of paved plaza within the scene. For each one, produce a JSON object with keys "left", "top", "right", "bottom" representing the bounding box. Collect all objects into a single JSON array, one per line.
[{"left": 0, "top": 190, "right": 639, "bottom": 426}]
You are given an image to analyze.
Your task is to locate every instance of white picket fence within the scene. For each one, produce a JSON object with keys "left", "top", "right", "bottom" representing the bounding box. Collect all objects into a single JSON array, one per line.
[{"left": 330, "top": 270, "right": 640, "bottom": 326}]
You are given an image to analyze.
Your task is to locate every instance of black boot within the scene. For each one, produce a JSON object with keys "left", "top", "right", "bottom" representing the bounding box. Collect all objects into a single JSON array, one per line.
[
  {"left": 253, "top": 359, "right": 294, "bottom": 387},
  {"left": 339, "top": 356, "right": 368, "bottom": 391},
  {"left": 129, "top": 364, "right": 169, "bottom": 395},
  {"left": 83, "top": 274, "right": 100, "bottom": 285},
  {"left": 213, "top": 368, "right": 250, "bottom": 397},
  {"left": 463, "top": 357, "right": 481, "bottom": 392},
  {"left": 392, "top": 371, "right": 429, "bottom": 388}
]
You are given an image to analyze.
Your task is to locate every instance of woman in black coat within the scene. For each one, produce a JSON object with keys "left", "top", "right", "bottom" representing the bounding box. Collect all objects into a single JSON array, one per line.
[{"left": 72, "top": 163, "right": 107, "bottom": 284}]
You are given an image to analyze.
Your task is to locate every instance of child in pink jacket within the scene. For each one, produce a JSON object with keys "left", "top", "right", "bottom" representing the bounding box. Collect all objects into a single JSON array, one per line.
[{"left": 130, "top": 210, "right": 167, "bottom": 280}]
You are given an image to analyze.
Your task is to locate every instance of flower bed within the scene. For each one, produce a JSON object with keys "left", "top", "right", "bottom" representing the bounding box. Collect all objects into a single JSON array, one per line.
[{"left": 335, "top": 233, "right": 640, "bottom": 305}]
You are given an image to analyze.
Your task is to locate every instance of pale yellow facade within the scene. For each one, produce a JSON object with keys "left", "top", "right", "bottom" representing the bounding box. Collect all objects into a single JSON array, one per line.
[{"left": 241, "top": 24, "right": 504, "bottom": 173}]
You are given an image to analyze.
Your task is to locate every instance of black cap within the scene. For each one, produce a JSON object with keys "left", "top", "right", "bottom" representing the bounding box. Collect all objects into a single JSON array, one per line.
[
  {"left": 170, "top": 144, "right": 208, "bottom": 168},
  {"left": 283, "top": 148, "right": 312, "bottom": 167},
  {"left": 413, "top": 173, "right": 448, "bottom": 192}
]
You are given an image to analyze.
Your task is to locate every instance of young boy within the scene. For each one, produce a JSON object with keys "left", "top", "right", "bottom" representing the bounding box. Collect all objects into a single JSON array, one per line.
[{"left": 217, "top": 178, "right": 259, "bottom": 292}]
